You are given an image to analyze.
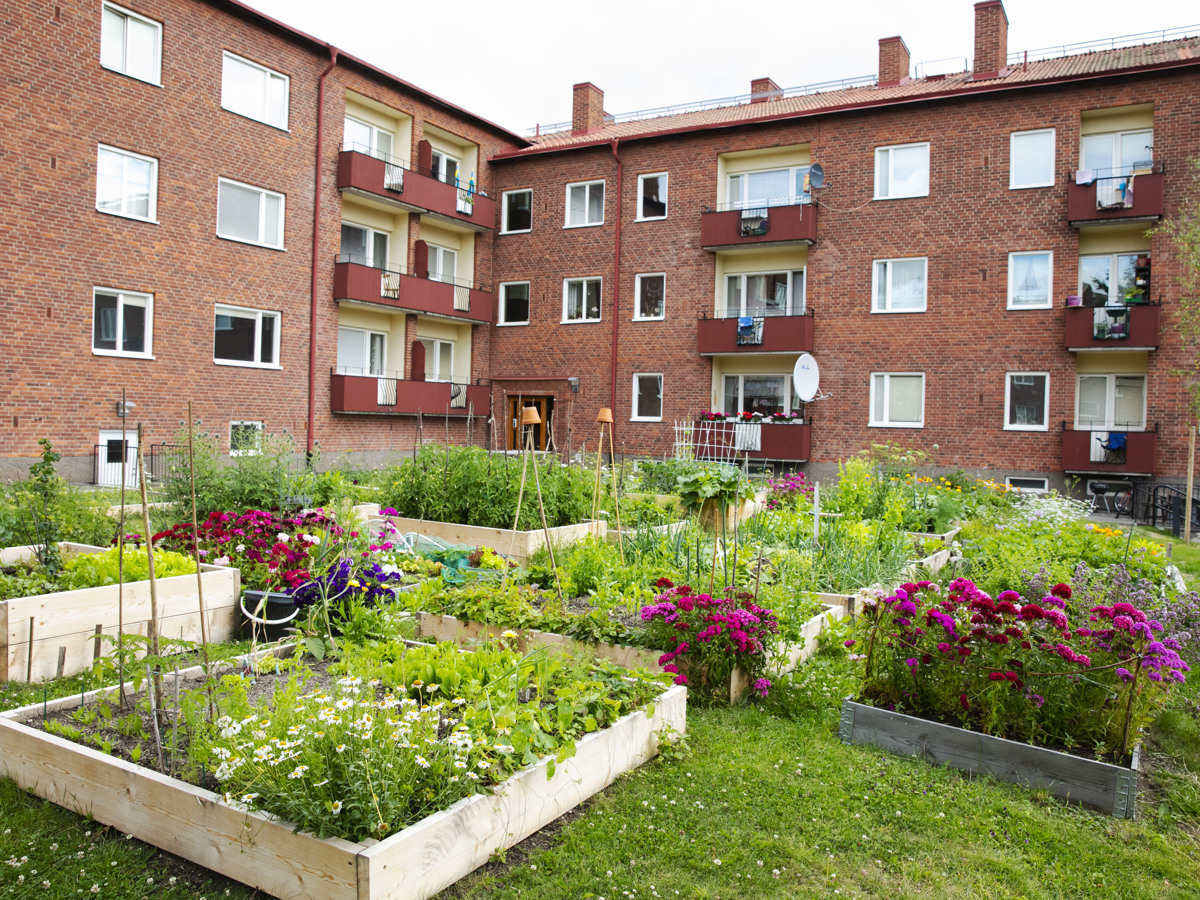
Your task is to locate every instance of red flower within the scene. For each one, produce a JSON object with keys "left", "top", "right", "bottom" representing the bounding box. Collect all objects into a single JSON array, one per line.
[{"left": 1051, "top": 583, "right": 1072, "bottom": 600}]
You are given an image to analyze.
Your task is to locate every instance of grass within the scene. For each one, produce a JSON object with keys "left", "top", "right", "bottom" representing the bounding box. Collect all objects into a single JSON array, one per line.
[{"left": 1131, "top": 525, "right": 1200, "bottom": 588}]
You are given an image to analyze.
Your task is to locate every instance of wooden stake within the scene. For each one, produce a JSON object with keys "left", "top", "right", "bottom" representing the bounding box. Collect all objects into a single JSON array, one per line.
[
  {"left": 93, "top": 624, "right": 103, "bottom": 661},
  {"left": 26, "top": 617, "right": 33, "bottom": 683},
  {"left": 186, "top": 403, "right": 212, "bottom": 672},
  {"left": 56, "top": 647, "right": 66, "bottom": 679},
  {"left": 117, "top": 388, "right": 127, "bottom": 707},
  {"left": 528, "top": 425, "right": 563, "bottom": 601},
  {"left": 138, "top": 426, "right": 164, "bottom": 718},
  {"left": 610, "top": 428, "right": 624, "bottom": 564},
  {"left": 1185, "top": 423, "right": 1196, "bottom": 544}
]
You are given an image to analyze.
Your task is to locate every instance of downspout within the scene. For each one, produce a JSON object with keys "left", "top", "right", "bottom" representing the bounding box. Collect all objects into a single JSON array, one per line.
[
  {"left": 307, "top": 46, "right": 339, "bottom": 463},
  {"left": 609, "top": 139, "right": 622, "bottom": 439}
]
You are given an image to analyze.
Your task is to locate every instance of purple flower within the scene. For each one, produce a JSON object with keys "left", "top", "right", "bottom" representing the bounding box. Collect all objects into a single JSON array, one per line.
[{"left": 905, "top": 658, "right": 918, "bottom": 669}]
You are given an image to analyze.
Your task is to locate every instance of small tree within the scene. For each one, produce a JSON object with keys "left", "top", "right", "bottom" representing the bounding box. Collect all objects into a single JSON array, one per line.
[
  {"left": 1154, "top": 156, "right": 1200, "bottom": 424},
  {"left": 25, "top": 439, "right": 63, "bottom": 575}
]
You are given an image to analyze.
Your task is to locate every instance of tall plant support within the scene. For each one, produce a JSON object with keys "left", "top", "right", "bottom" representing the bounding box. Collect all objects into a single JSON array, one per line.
[
  {"left": 186, "top": 402, "right": 215, "bottom": 721},
  {"left": 506, "top": 406, "right": 563, "bottom": 600},
  {"left": 137, "top": 424, "right": 164, "bottom": 719},
  {"left": 590, "top": 408, "right": 624, "bottom": 564},
  {"left": 1186, "top": 424, "right": 1196, "bottom": 544},
  {"left": 116, "top": 388, "right": 128, "bottom": 707}
]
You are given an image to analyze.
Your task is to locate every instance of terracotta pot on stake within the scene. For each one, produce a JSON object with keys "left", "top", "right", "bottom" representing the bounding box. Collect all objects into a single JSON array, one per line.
[{"left": 590, "top": 408, "right": 624, "bottom": 563}]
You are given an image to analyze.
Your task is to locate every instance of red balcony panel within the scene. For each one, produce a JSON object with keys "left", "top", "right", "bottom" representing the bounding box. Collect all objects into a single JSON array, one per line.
[
  {"left": 697, "top": 314, "right": 814, "bottom": 355},
  {"left": 333, "top": 261, "right": 493, "bottom": 324},
  {"left": 331, "top": 374, "right": 490, "bottom": 416},
  {"left": 693, "top": 419, "right": 811, "bottom": 462},
  {"left": 1061, "top": 428, "right": 1157, "bottom": 475},
  {"left": 1067, "top": 172, "right": 1164, "bottom": 226},
  {"left": 700, "top": 203, "right": 817, "bottom": 250},
  {"left": 1063, "top": 304, "right": 1160, "bottom": 350},
  {"left": 337, "top": 149, "right": 496, "bottom": 231}
]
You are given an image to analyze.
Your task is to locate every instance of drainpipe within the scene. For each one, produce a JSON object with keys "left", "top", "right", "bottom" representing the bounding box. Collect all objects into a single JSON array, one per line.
[
  {"left": 609, "top": 139, "right": 622, "bottom": 439},
  {"left": 307, "top": 46, "right": 339, "bottom": 463}
]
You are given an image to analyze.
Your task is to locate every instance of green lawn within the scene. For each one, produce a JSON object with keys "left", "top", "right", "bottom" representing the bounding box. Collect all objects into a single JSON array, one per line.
[{"left": 1132, "top": 525, "right": 1200, "bottom": 588}]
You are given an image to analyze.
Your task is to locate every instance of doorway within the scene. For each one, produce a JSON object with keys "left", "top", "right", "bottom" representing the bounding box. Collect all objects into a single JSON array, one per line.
[
  {"left": 508, "top": 396, "right": 555, "bottom": 451},
  {"left": 96, "top": 430, "right": 139, "bottom": 487}
]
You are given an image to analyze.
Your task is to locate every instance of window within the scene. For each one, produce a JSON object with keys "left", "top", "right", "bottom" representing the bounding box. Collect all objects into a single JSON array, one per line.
[
  {"left": 217, "top": 178, "right": 284, "bottom": 249},
  {"left": 229, "top": 421, "right": 263, "bottom": 457},
  {"left": 418, "top": 339, "right": 453, "bottom": 382},
  {"left": 1005, "top": 372, "right": 1049, "bottom": 430},
  {"left": 214, "top": 304, "right": 280, "bottom": 367},
  {"left": 565, "top": 180, "right": 604, "bottom": 227},
  {"left": 336, "top": 327, "right": 386, "bottom": 377},
  {"left": 339, "top": 223, "right": 388, "bottom": 267},
  {"left": 635, "top": 274, "right": 665, "bottom": 320},
  {"left": 1005, "top": 476, "right": 1048, "bottom": 493},
  {"left": 1079, "top": 253, "right": 1140, "bottom": 307},
  {"left": 632, "top": 374, "right": 663, "bottom": 421},
  {"left": 1009, "top": 129, "right": 1055, "bottom": 189},
  {"left": 723, "top": 374, "right": 790, "bottom": 417},
  {"left": 1081, "top": 130, "right": 1153, "bottom": 177},
  {"left": 870, "top": 373, "right": 925, "bottom": 427},
  {"left": 727, "top": 166, "right": 811, "bottom": 210},
  {"left": 872, "top": 258, "right": 927, "bottom": 312},
  {"left": 92, "top": 288, "right": 152, "bottom": 357},
  {"left": 427, "top": 245, "right": 457, "bottom": 283},
  {"left": 874, "top": 142, "right": 930, "bottom": 200},
  {"left": 100, "top": 3, "right": 161, "bottom": 85},
  {"left": 1075, "top": 374, "right": 1146, "bottom": 430},
  {"left": 430, "top": 149, "right": 459, "bottom": 184},
  {"left": 501, "top": 189, "right": 532, "bottom": 233},
  {"left": 498, "top": 282, "right": 530, "bottom": 325},
  {"left": 96, "top": 145, "right": 157, "bottom": 222},
  {"left": 563, "top": 277, "right": 601, "bottom": 322},
  {"left": 637, "top": 173, "right": 668, "bottom": 220},
  {"left": 221, "top": 52, "right": 288, "bottom": 129},
  {"left": 343, "top": 116, "right": 393, "bottom": 160},
  {"left": 1007, "top": 251, "right": 1053, "bottom": 309},
  {"left": 723, "top": 270, "right": 805, "bottom": 317}
]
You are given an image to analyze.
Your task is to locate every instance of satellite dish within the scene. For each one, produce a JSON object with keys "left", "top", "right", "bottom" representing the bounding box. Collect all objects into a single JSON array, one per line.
[
  {"left": 793, "top": 353, "right": 820, "bottom": 403},
  {"left": 808, "top": 163, "right": 825, "bottom": 189}
]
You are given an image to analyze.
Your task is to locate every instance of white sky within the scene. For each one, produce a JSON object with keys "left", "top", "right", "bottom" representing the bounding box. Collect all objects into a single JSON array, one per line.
[{"left": 239, "top": 0, "right": 1200, "bottom": 136}]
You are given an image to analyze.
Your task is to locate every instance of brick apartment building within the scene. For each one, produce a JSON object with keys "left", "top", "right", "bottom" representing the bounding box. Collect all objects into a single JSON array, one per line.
[{"left": 2, "top": 0, "right": 1198, "bottom": 496}]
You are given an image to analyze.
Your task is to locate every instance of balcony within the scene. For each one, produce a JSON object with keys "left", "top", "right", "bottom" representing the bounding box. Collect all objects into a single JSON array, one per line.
[
  {"left": 1067, "top": 168, "right": 1164, "bottom": 227},
  {"left": 337, "top": 148, "right": 496, "bottom": 232},
  {"left": 333, "top": 259, "right": 493, "bottom": 324},
  {"left": 1064, "top": 303, "right": 1160, "bottom": 350},
  {"left": 697, "top": 312, "right": 814, "bottom": 355},
  {"left": 700, "top": 201, "right": 817, "bottom": 251},
  {"left": 693, "top": 418, "right": 811, "bottom": 462},
  {"left": 1061, "top": 424, "right": 1158, "bottom": 476},
  {"left": 330, "top": 372, "right": 490, "bottom": 416}
]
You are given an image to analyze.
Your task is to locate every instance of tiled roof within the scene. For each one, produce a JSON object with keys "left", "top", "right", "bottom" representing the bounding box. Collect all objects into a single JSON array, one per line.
[{"left": 511, "top": 36, "right": 1200, "bottom": 155}]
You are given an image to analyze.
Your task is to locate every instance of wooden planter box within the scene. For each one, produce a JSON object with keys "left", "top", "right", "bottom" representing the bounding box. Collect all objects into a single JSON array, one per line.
[
  {"left": 372, "top": 516, "right": 606, "bottom": 563},
  {"left": 726, "top": 602, "right": 845, "bottom": 702},
  {"left": 698, "top": 489, "right": 771, "bottom": 531},
  {"left": 902, "top": 547, "right": 954, "bottom": 578},
  {"left": 838, "top": 699, "right": 1139, "bottom": 817},
  {"left": 603, "top": 520, "right": 688, "bottom": 545},
  {"left": 903, "top": 526, "right": 961, "bottom": 547},
  {"left": 0, "top": 668, "right": 685, "bottom": 900},
  {"left": 0, "top": 543, "right": 240, "bottom": 683}
]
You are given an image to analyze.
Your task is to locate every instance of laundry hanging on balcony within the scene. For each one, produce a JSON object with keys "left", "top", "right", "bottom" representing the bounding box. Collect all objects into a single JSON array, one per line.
[{"left": 733, "top": 421, "right": 762, "bottom": 452}]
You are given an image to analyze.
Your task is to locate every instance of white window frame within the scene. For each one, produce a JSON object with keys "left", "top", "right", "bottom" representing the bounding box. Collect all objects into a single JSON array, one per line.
[
  {"left": 336, "top": 326, "right": 387, "bottom": 377},
  {"left": 636, "top": 172, "right": 668, "bottom": 221},
  {"left": 216, "top": 177, "right": 285, "bottom": 249},
  {"left": 565, "top": 180, "right": 605, "bottom": 228},
  {"left": 1009, "top": 128, "right": 1056, "bottom": 190},
  {"left": 429, "top": 148, "right": 460, "bottom": 184},
  {"left": 634, "top": 273, "right": 665, "bottom": 321},
  {"left": 562, "top": 277, "right": 602, "bottom": 323},
  {"left": 498, "top": 281, "right": 530, "bottom": 326},
  {"left": 501, "top": 189, "right": 532, "bottom": 234},
  {"left": 221, "top": 51, "right": 289, "bottom": 130},
  {"left": 92, "top": 287, "right": 153, "bottom": 359},
  {"left": 1007, "top": 250, "right": 1054, "bottom": 310},
  {"left": 427, "top": 244, "right": 458, "bottom": 284},
  {"left": 419, "top": 338, "right": 454, "bottom": 382},
  {"left": 1074, "top": 374, "right": 1147, "bottom": 431},
  {"left": 727, "top": 165, "right": 812, "bottom": 209},
  {"left": 1005, "top": 476, "right": 1049, "bottom": 493},
  {"left": 870, "top": 372, "right": 925, "bottom": 428},
  {"left": 722, "top": 373, "right": 795, "bottom": 417},
  {"left": 339, "top": 221, "right": 389, "bottom": 268},
  {"left": 1078, "top": 252, "right": 1142, "bottom": 307},
  {"left": 213, "top": 303, "right": 281, "bottom": 369},
  {"left": 632, "top": 373, "right": 664, "bottom": 422},
  {"left": 342, "top": 115, "right": 393, "bottom": 160},
  {"left": 229, "top": 421, "right": 264, "bottom": 457},
  {"left": 723, "top": 269, "right": 806, "bottom": 317},
  {"left": 100, "top": 2, "right": 162, "bottom": 86},
  {"left": 96, "top": 144, "right": 158, "bottom": 223},
  {"left": 874, "top": 142, "right": 930, "bottom": 200},
  {"left": 871, "top": 257, "right": 927, "bottom": 313},
  {"left": 1004, "top": 372, "right": 1050, "bottom": 432}
]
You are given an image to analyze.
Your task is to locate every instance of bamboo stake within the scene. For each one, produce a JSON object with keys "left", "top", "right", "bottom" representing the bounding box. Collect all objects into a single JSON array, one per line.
[
  {"left": 1185, "top": 424, "right": 1196, "bottom": 544},
  {"left": 591, "top": 427, "right": 606, "bottom": 522},
  {"left": 528, "top": 424, "right": 563, "bottom": 602},
  {"left": 117, "top": 388, "right": 127, "bottom": 707},
  {"left": 611, "top": 432, "right": 624, "bottom": 564},
  {"left": 186, "top": 402, "right": 214, "bottom": 722},
  {"left": 137, "top": 426, "right": 164, "bottom": 718},
  {"left": 26, "top": 618, "right": 33, "bottom": 683},
  {"left": 145, "top": 663, "right": 165, "bottom": 772}
]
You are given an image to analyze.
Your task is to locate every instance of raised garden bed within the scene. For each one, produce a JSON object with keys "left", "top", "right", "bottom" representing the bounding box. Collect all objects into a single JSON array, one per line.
[
  {"left": 838, "top": 699, "right": 1139, "bottom": 818},
  {"left": 1, "top": 543, "right": 240, "bottom": 683},
  {"left": 372, "top": 515, "right": 606, "bottom": 562},
  {"left": 0, "top": 657, "right": 687, "bottom": 900}
]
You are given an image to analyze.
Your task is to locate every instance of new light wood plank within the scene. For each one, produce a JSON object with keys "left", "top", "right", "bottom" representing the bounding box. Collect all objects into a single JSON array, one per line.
[{"left": 377, "top": 517, "right": 603, "bottom": 562}]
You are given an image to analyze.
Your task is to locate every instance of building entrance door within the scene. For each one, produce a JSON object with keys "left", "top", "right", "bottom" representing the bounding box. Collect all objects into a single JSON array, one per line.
[
  {"left": 508, "top": 397, "right": 554, "bottom": 451},
  {"left": 96, "top": 430, "right": 139, "bottom": 487}
]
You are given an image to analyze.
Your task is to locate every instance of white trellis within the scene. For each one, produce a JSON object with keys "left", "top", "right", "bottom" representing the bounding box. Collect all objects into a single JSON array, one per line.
[{"left": 674, "top": 419, "right": 760, "bottom": 465}]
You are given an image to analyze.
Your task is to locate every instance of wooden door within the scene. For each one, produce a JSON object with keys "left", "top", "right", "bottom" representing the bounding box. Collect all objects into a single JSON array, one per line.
[{"left": 508, "top": 397, "right": 554, "bottom": 451}]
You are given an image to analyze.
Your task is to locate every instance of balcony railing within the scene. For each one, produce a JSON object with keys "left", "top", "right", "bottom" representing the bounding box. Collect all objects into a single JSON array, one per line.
[
  {"left": 330, "top": 370, "right": 490, "bottom": 416},
  {"left": 1067, "top": 166, "right": 1164, "bottom": 226},
  {"left": 691, "top": 417, "right": 812, "bottom": 462},
  {"left": 700, "top": 200, "right": 817, "bottom": 250},
  {"left": 337, "top": 148, "right": 497, "bottom": 232},
  {"left": 1063, "top": 303, "right": 1160, "bottom": 350},
  {"left": 697, "top": 310, "right": 814, "bottom": 355},
  {"left": 333, "top": 258, "right": 494, "bottom": 324},
  {"left": 1061, "top": 423, "right": 1158, "bottom": 475}
]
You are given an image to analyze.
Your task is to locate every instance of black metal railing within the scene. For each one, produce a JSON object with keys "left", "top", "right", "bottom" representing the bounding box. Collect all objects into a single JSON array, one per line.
[
  {"left": 341, "top": 142, "right": 491, "bottom": 197},
  {"left": 335, "top": 254, "right": 488, "bottom": 294},
  {"left": 1125, "top": 481, "right": 1200, "bottom": 536},
  {"left": 704, "top": 195, "right": 812, "bottom": 214},
  {"left": 706, "top": 306, "right": 811, "bottom": 320}
]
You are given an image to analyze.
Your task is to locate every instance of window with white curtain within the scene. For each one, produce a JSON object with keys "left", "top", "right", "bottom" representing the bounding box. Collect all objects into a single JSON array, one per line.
[
  {"left": 1009, "top": 129, "right": 1055, "bottom": 189},
  {"left": 221, "top": 52, "right": 288, "bottom": 129},
  {"left": 563, "top": 277, "right": 601, "bottom": 322},
  {"left": 870, "top": 373, "right": 925, "bottom": 427},
  {"left": 1005, "top": 373, "right": 1049, "bottom": 430},
  {"left": 343, "top": 116, "right": 393, "bottom": 160},
  {"left": 727, "top": 166, "right": 811, "bottom": 209},
  {"left": 1007, "top": 251, "right": 1053, "bottom": 309},
  {"left": 872, "top": 258, "right": 927, "bottom": 312},
  {"left": 96, "top": 145, "right": 157, "bottom": 221},
  {"left": 724, "top": 270, "right": 805, "bottom": 317},
  {"left": 419, "top": 339, "right": 454, "bottom": 382},
  {"left": 874, "top": 143, "right": 929, "bottom": 199},
  {"left": 427, "top": 245, "right": 457, "bottom": 283},
  {"left": 565, "top": 180, "right": 604, "bottom": 227},
  {"left": 1075, "top": 374, "right": 1146, "bottom": 430},
  {"left": 217, "top": 178, "right": 284, "bottom": 248},
  {"left": 723, "top": 374, "right": 789, "bottom": 417},
  {"left": 336, "top": 327, "right": 386, "bottom": 377},
  {"left": 100, "top": 2, "right": 161, "bottom": 85}
]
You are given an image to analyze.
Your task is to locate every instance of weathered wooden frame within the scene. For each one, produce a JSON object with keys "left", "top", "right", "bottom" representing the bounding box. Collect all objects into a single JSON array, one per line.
[{"left": 374, "top": 516, "right": 606, "bottom": 562}]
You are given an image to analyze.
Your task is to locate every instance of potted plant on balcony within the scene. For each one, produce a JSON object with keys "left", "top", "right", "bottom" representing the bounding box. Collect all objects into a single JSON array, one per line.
[{"left": 767, "top": 411, "right": 804, "bottom": 424}]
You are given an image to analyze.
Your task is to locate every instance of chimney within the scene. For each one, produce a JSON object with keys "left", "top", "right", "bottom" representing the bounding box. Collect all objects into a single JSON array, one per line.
[
  {"left": 750, "top": 77, "right": 782, "bottom": 103},
  {"left": 973, "top": 0, "right": 1009, "bottom": 80},
  {"left": 877, "top": 36, "right": 910, "bottom": 86},
  {"left": 572, "top": 82, "right": 605, "bottom": 134}
]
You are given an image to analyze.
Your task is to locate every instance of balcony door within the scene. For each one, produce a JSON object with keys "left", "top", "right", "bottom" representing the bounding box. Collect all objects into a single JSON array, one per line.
[
  {"left": 338, "top": 327, "right": 389, "bottom": 404},
  {"left": 724, "top": 270, "right": 805, "bottom": 318},
  {"left": 418, "top": 338, "right": 453, "bottom": 383},
  {"left": 1082, "top": 130, "right": 1152, "bottom": 206},
  {"left": 343, "top": 115, "right": 394, "bottom": 161},
  {"left": 427, "top": 244, "right": 457, "bottom": 284},
  {"left": 340, "top": 223, "right": 388, "bottom": 268}
]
